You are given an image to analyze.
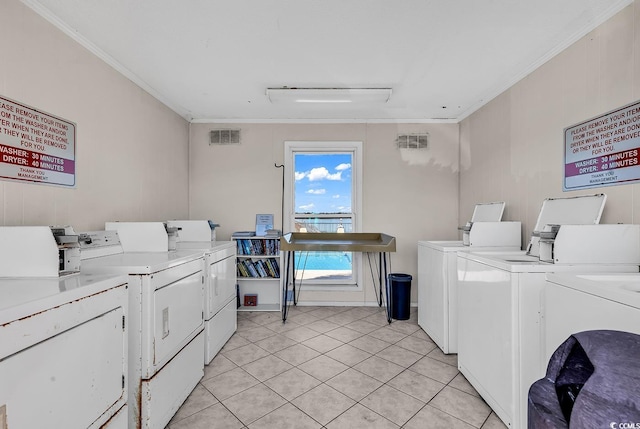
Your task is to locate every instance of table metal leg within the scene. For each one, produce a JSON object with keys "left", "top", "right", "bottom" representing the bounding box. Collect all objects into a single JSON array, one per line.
[{"left": 383, "top": 252, "right": 391, "bottom": 324}]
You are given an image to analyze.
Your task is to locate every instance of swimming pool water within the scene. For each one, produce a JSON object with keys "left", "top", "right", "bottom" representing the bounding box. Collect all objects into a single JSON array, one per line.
[{"left": 295, "top": 252, "right": 352, "bottom": 270}]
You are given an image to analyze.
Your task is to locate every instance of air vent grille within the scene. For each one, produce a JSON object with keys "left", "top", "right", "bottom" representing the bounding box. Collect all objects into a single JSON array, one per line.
[
  {"left": 397, "top": 133, "right": 428, "bottom": 149},
  {"left": 210, "top": 129, "right": 240, "bottom": 145}
]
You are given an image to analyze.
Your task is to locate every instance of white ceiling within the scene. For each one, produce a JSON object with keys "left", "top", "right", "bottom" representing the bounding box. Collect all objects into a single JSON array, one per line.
[{"left": 22, "top": 0, "right": 633, "bottom": 123}]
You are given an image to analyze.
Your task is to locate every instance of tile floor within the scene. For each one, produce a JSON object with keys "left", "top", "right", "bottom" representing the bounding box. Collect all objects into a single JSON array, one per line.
[{"left": 167, "top": 306, "right": 508, "bottom": 429}]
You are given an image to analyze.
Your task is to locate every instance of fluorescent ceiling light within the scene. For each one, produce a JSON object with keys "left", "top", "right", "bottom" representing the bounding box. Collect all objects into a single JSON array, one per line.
[{"left": 266, "top": 88, "right": 392, "bottom": 104}]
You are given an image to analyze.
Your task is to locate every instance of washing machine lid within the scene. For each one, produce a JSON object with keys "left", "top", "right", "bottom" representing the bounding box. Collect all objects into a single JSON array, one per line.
[
  {"left": 470, "top": 202, "right": 505, "bottom": 222},
  {"left": 533, "top": 194, "right": 606, "bottom": 233}
]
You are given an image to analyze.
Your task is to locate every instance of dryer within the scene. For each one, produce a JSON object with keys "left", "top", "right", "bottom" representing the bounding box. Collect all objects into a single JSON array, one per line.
[
  {"left": 418, "top": 201, "right": 521, "bottom": 354},
  {"left": 168, "top": 220, "right": 236, "bottom": 364},
  {"left": 0, "top": 226, "right": 128, "bottom": 429},
  {"left": 80, "top": 222, "right": 205, "bottom": 429},
  {"left": 456, "top": 194, "right": 640, "bottom": 429}
]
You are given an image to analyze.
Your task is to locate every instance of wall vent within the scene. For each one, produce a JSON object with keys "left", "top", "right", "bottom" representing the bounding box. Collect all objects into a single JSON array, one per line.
[
  {"left": 396, "top": 133, "right": 428, "bottom": 149},
  {"left": 210, "top": 129, "right": 240, "bottom": 145}
]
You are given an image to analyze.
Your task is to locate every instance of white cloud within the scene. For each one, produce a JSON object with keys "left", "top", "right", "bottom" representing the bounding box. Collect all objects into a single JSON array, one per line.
[
  {"left": 306, "top": 189, "right": 326, "bottom": 195},
  {"left": 307, "top": 167, "right": 342, "bottom": 181},
  {"left": 298, "top": 203, "right": 315, "bottom": 211},
  {"left": 295, "top": 171, "right": 306, "bottom": 181},
  {"left": 332, "top": 194, "right": 340, "bottom": 199},
  {"left": 335, "top": 163, "right": 351, "bottom": 171}
]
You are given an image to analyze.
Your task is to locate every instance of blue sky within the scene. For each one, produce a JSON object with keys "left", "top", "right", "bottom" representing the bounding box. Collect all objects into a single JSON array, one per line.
[{"left": 294, "top": 153, "right": 352, "bottom": 214}]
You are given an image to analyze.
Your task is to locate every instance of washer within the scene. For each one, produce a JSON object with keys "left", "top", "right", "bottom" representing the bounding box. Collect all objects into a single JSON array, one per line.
[
  {"left": 544, "top": 272, "right": 640, "bottom": 361},
  {"left": 456, "top": 194, "right": 640, "bottom": 429},
  {"left": 0, "top": 226, "right": 129, "bottom": 429},
  {"left": 80, "top": 223, "right": 206, "bottom": 429},
  {"left": 168, "top": 220, "right": 236, "bottom": 364},
  {"left": 418, "top": 201, "right": 521, "bottom": 354}
]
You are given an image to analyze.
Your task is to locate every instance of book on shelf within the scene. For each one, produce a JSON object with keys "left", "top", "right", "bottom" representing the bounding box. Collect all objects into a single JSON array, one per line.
[
  {"left": 236, "top": 258, "right": 280, "bottom": 278},
  {"left": 232, "top": 231, "right": 256, "bottom": 238},
  {"left": 235, "top": 238, "right": 280, "bottom": 255}
]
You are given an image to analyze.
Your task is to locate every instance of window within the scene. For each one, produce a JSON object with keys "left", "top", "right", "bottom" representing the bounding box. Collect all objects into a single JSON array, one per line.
[{"left": 284, "top": 141, "right": 363, "bottom": 289}]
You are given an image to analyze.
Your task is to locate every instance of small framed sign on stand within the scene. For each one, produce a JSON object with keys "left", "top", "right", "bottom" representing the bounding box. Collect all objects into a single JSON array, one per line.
[{"left": 255, "top": 214, "right": 274, "bottom": 237}]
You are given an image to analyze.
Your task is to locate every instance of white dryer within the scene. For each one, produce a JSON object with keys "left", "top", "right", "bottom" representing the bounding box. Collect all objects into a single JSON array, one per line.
[
  {"left": 418, "top": 201, "right": 521, "bottom": 354},
  {"left": 80, "top": 223, "right": 205, "bottom": 429},
  {"left": 456, "top": 194, "right": 640, "bottom": 429},
  {"left": 168, "top": 219, "right": 237, "bottom": 364},
  {"left": 544, "top": 272, "right": 640, "bottom": 360},
  {"left": 0, "top": 226, "right": 129, "bottom": 429}
]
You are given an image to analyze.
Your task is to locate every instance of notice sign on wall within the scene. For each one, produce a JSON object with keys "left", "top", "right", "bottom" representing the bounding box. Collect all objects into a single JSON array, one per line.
[
  {"left": 0, "top": 96, "right": 76, "bottom": 187},
  {"left": 564, "top": 100, "right": 640, "bottom": 191}
]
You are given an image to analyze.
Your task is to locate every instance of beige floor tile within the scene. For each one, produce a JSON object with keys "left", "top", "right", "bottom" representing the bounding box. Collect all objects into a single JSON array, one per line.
[
  {"left": 305, "top": 319, "right": 341, "bottom": 333},
  {"left": 375, "top": 344, "right": 423, "bottom": 368},
  {"left": 429, "top": 386, "right": 493, "bottom": 427},
  {"left": 254, "top": 332, "right": 298, "bottom": 353},
  {"left": 298, "top": 354, "right": 349, "bottom": 381},
  {"left": 428, "top": 346, "right": 459, "bottom": 367},
  {"left": 403, "top": 404, "right": 476, "bottom": 429},
  {"left": 235, "top": 325, "right": 277, "bottom": 343},
  {"left": 481, "top": 412, "right": 508, "bottom": 429},
  {"left": 274, "top": 343, "right": 321, "bottom": 366},
  {"left": 201, "top": 367, "right": 259, "bottom": 401},
  {"left": 349, "top": 335, "right": 391, "bottom": 354},
  {"left": 395, "top": 335, "right": 438, "bottom": 355},
  {"left": 169, "top": 384, "right": 219, "bottom": 424},
  {"left": 222, "top": 384, "right": 287, "bottom": 426},
  {"left": 282, "top": 325, "right": 321, "bottom": 342},
  {"left": 169, "top": 307, "right": 505, "bottom": 429},
  {"left": 202, "top": 354, "right": 237, "bottom": 381},
  {"left": 222, "top": 343, "right": 271, "bottom": 366},
  {"left": 263, "top": 367, "right": 322, "bottom": 401},
  {"left": 325, "top": 403, "right": 399, "bottom": 429},
  {"left": 409, "top": 355, "right": 459, "bottom": 384},
  {"left": 449, "top": 373, "right": 480, "bottom": 397},
  {"left": 368, "top": 326, "right": 409, "bottom": 344},
  {"left": 301, "top": 333, "right": 344, "bottom": 353},
  {"left": 284, "top": 312, "right": 320, "bottom": 326},
  {"left": 325, "top": 326, "right": 364, "bottom": 342},
  {"left": 387, "top": 320, "right": 421, "bottom": 335},
  {"left": 241, "top": 354, "right": 293, "bottom": 381},
  {"left": 325, "top": 343, "right": 372, "bottom": 366},
  {"left": 220, "top": 333, "right": 250, "bottom": 352},
  {"left": 325, "top": 368, "right": 383, "bottom": 401},
  {"left": 248, "top": 403, "right": 322, "bottom": 429},
  {"left": 353, "top": 355, "right": 405, "bottom": 383},
  {"left": 387, "top": 369, "right": 446, "bottom": 403},
  {"left": 360, "top": 385, "right": 425, "bottom": 426},
  {"left": 291, "top": 384, "right": 356, "bottom": 425},
  {"left": 345, "top": 319, "right": 380, "bottom": 334},
  {"left": 168, "top": 403, "right": 243, "bottom": 429},
  {"left": 264, "top": 319, "right": 301, "bottom": 333}
]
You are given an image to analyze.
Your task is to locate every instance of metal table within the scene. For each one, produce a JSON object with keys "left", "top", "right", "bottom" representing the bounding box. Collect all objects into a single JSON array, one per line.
[{"left": 279, "top": 232, "right": 396, "bottom": 323}]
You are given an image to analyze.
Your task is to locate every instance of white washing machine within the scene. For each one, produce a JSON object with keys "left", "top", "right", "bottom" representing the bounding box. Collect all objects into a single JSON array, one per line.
[
  {"left": 418, "top": 201, "right": 521, "bottom": 354},
  {"left": 456, "top": 194, "right": 640, "bottom": 429},
  {"left": 168, "top": 220, "right": 237, "bottom": 364},
  {"left": 0, "top": 226, "right": 129, "bottom": 429},
  {"left": 544, "top": 272, "right": 640, "bottom": 361},
  {"left": 80, "top": 222, "right": 205, "bottom": 429}
]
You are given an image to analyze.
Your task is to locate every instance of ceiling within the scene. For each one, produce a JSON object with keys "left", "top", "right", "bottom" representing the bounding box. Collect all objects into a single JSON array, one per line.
[{"left": 22, "top": 0, "right": 633, "bottom": 123}]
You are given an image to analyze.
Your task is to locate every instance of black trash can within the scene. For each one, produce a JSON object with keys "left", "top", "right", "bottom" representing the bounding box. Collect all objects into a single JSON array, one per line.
[{"left": 389, "top": 273, "right": 412, "bottom": 320}]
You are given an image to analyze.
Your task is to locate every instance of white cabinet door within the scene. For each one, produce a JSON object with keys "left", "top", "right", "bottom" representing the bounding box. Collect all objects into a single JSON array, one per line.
[
  {"left": 208, "top": 247, "right": 236, "bottom": 318},
  {"left": 0, "top": 307, "right": 126, "bottom": 429}
]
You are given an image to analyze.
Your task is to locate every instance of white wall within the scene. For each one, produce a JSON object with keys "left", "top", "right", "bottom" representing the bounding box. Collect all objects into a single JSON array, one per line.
[
  {"left": 0, "top": 0, "right": 190, "bottom": 230},
  {"left": 460, "top": 1, "right": 640, "bottom": 244},
  {"left": 189, "top": 122, "right": 460, "bottom": 304}
]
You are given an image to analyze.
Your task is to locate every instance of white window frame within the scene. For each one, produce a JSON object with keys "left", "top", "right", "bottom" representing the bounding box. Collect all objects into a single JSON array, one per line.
[{"left": 283, "top": 141, "right": 363, "bottom": 291}]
